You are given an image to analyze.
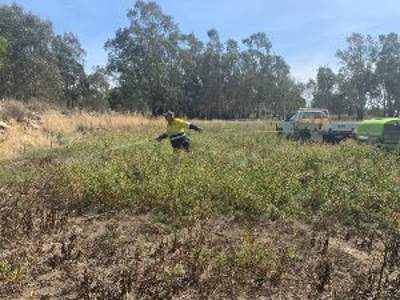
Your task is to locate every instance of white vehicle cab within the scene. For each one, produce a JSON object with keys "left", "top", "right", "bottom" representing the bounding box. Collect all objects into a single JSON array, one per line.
[{"left": 277, "top": 108, "right": 358, "bottom": 143}]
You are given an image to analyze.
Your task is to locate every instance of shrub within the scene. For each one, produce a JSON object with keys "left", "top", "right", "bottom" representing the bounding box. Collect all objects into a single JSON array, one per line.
[{"left": 0, "top": 100, "right": 33, "bottom": 122}]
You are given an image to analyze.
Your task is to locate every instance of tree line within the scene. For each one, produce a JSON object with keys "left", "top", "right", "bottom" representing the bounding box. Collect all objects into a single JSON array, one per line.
[
  {"left": 309, "top": 33, "right": 400, "bottom": 119},
  {"left": 105, "top": 1, "right": 305, "bottom": 118},
  {"left": 0, "top": 4, "right": 109, "bottom": 110},
  {"left": 0, "top": 2, "right": 304, "bottom": 118},
  {"left": 1, "top": 1, "right": 400, "bottom": 119}
]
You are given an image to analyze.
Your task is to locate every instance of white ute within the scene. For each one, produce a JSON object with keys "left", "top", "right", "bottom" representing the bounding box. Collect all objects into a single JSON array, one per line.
[{"left": 277, "top": 108, "right": 358, "bottom": 143}]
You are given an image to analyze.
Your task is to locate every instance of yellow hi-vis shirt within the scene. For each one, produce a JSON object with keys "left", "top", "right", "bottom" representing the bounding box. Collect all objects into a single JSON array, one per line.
[{"left": 166, "top": 118, "right": 190, "bottom": 138}]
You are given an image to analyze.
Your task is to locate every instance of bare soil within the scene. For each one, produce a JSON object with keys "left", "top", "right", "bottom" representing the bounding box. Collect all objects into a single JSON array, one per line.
[{"left": 2, "top": 208, "right": 398, "bottom": 300}]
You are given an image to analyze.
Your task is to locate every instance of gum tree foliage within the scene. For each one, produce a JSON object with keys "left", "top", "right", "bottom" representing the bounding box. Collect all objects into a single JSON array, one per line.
[
  {"left": 0, "top": 4, "right": 87, "bottom": 107},
  {"left": 105, "top": 0, "right": 182, "bottom": 115},
  {"left": 310, "top": 67, "right": 347, "bottom": 117},
  {"left": 336, "top": 33, "right": 377, "bottom": 119},
  {"left": 0, "top": 4, "right": 62, "bottom": 100},
  {"left": 310, "top": 33, "right": 400, "bottom": 119},
  {"left": 3, "top": 1, "right": 400, "bottom": 118},
  {"left": 106, "top": 0, "right": 305, "bottom": 118},
  {"left": 85, "top": 67, "right": 111, "bottom": 111},
  {"left": 376, "top": 33, "right": 400, "bottom": 116},
  {"left": 0, "top": 36, "right": 7, "bottom": 69},
  {"left": 0, "top": 1, "right": 304, "bottom": 116},
  {"left": 52, "top": 33, "right": 87, "bottom": 108}
]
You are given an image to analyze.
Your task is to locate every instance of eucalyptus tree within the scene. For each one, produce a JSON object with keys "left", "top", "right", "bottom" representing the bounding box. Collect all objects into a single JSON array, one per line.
[
  {"left": 311, "top": 66, "right": 346, "bottom": 116},
  {"left": 106, "top": 0, "right": 182, "bottom": 115},
  {"left": 197, "top": 29, "right": 224, "bottom": 118},
  {"left": 106, "top": 0, "right": 306, "bottom": 118},
  {"left": 240, "top": 33, "right": 273, "bottom": 117},
  {"left": 269, "top": 55, "right": 298, "bottom": 117},
  {"left": 0, "top": 36, "right": 7, "bottom": 69},
  {"left": 221, "top": 39, "right": 241, "bottom": 118},
  {"left": 85, "top": 67, "right": 111, "bottom": 111},
  {"left": 376, "top": 33, "right": 400, "bottom": 116},
  {"left": 0, "top": 4, "right": 62, "bottom": 100},
  {"left": 52, "top": 33, "right": 87, "bottom": 108},
  {"left": 337, "top": 33, "right": 377, "bottom": 119},
  {"left": 179, "top": 33, "right": 204, "bottom": 117}
]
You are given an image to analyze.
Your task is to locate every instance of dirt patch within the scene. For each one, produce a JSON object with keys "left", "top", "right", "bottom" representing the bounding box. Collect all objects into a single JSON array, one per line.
[{"left": 2, "top": 211, "right": 398, "bottom": 300}]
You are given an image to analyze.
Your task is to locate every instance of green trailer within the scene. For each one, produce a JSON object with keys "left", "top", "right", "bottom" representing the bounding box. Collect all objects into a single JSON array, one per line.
[{"left": 357, "top": 118, "right": 400, "bottom": 149}]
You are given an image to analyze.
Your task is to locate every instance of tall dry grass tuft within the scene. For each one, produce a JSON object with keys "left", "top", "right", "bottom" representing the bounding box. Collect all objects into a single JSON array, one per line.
[
  {"left": 0, "top": 110, "right": 163, "bottom": 160},
  {"left": 0, "top": 121, "right": 50, "bottom": 160},
  {"left": 42, "top": 111, "right": 162, "bottom": 134}
]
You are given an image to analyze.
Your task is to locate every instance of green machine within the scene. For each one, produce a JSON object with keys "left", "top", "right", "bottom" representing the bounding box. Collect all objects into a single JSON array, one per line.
[{"left": 357, "top": 118, "right": 400, "bottom": 149}]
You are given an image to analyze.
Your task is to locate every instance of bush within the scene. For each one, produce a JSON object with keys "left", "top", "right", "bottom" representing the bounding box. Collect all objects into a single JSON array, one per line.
[{"left": 0, "top": 100, "right": 33, "bottom": 122}]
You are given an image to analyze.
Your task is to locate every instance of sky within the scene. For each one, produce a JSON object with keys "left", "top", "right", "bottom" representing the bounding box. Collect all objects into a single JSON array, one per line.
[{"left": 1, "top": 0, "right": 400, "bottom": 82}]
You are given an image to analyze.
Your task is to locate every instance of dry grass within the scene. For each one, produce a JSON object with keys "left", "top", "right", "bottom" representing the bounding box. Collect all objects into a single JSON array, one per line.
[
  {"left": 0, "top": 110, "right": 163, "bottom": 161},
  {"left": 0, "top": 122, "right": 49, "bottom": 159},
  {"left": 41, "top": 111, "right": 161, "bottom": 134}
]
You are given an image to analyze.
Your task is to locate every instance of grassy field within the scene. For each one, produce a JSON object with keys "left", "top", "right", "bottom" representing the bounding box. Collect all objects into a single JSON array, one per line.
[{"left": 1, "top": 115, "right": 399, "bottom": 299}]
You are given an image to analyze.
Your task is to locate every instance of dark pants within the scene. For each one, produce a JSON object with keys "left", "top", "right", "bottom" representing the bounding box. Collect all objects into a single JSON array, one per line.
[{"left": 170, "top": 136, "right": 191, "bottom": 151}]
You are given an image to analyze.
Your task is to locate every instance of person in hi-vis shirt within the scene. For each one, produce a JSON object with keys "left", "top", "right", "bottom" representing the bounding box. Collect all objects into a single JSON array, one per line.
[{"left": 156, "top": 111, "right": 203, "bottom": 152}]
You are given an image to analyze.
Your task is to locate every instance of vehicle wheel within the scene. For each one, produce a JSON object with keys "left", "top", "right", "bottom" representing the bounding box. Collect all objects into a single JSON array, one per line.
[{"left": 299, "top": 130, "right": 311, "bottom": 142}]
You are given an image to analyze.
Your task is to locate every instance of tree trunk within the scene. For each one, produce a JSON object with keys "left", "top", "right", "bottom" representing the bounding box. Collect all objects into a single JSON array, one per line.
[{"left": 356, "top": 106, "right": 364, "bottom": 120}]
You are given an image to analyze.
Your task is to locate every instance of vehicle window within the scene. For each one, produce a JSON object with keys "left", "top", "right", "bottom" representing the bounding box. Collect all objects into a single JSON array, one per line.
[{"left": 289, "top": 114, "right": 297, "bottom": 121}]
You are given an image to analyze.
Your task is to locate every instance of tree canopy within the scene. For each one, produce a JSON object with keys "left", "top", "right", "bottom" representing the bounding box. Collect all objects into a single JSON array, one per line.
[
  {"left": 0, "top": 36, "right": 7, "bottom": 69},
  {"left": 105, "top": 0, "right": 305, "bottom": 118},
  {"left": 308, "top": 33, "right": 400, "bottom": 118},
  {"left": 2, "top": 1, "right": 400, "bottom": 119},
  {"left": 0, "top": 4, "right": 106, "bottom": 108}
]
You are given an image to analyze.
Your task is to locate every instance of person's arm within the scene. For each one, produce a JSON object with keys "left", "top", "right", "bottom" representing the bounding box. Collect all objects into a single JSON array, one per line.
[
  {"left": 156, "top": 133, "right": 168, "bottom": 142},
  {"left": 189, "top": 123, "right": 203, "bottom": 132}
]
